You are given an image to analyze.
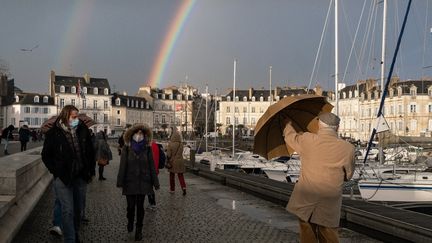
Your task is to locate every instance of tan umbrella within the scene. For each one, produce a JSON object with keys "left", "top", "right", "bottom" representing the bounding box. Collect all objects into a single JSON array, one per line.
[
  {"left": 41, "top": 113, "right": 96, "bottom": 134},
  {"left": 253, "top": 94, "right": 333, "bottom": 160}
]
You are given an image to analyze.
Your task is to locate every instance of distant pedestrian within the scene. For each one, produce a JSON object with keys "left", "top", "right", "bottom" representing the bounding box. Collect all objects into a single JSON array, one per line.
[
  {"left": 1, "top": 124, "right": 15, "bottom": 155},
  {"left": 117, "top": 124, "right": 132, "bottom": 156},
  {"left": 166, "top": 126, "right": 187, "bottom": 195},
  {"left": 117, "top": 124, "right": 160, "bottom": 241},
  {"left": 41, "top": 105, "right": 95, "bottom": 243},
  {"left": 18, "top": 125, "right": 30, "bottom": 151},
  {"left": 94, "top": 130, "right": 112, "bottom": 181},
  {"left": 283, "top": 112, "right": 355, "bottom": 243}
]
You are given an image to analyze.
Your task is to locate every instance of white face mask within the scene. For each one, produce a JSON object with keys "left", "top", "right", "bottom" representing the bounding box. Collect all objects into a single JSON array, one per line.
[{"left": 133, "top": 134, "right": 144, "bottom": 142}]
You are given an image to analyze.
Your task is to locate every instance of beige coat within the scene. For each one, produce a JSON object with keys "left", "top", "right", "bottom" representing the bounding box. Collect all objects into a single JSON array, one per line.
[
  {"left": 167, "top": 130, "right": 185, "bottom": 173},
  {"left": 284, "top": 124, "right": 355, "bottom": 228}
]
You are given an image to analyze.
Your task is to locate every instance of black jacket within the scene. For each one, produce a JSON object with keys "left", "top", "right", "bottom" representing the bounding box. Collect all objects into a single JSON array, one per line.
[{"left": 41, "top": 121, "right": 95, "bottom": 185}]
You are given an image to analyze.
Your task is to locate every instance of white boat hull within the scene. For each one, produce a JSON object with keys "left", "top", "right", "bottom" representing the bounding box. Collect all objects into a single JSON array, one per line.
[
  {"left": 263, "top": 170, "right": 288, "bottom": 182},
  {"left": 358, "top": 180, "right": 432, "bottom": 202}
]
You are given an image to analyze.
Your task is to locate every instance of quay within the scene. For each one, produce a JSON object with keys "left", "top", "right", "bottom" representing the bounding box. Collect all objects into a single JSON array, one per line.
[{"left": 0, "top": 143, "right": 429, "bottom": 242}]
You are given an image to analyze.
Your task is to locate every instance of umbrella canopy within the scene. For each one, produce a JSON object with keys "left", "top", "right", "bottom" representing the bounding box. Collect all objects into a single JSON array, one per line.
[
  {"left": 41, "top": 113, "right": 96, "bottom": 134},
  {"left": 253, "top": 94, "right": 333, "bottom": 160}
]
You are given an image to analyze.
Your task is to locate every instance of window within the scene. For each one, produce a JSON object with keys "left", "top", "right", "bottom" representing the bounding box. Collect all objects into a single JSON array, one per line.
[
  {"left": 429, "top": 104, "right": 432, "bottom": 113},
  {"left": 170, "top": 116, "right": 174, "bottom": 124},
  {"left": 162, "top": 115, "right": 166, "bottom": 123},
  {"left": 226, "top": 107, "right": 230, "bottom": 113},
  {"left": 243, "top": 97, "right": 247, "bottom": 101},
  {"left": 104, "top": 88, "right": 109, "bottom": 95},
  {"left": 34, "top": 96, "right": 39, "bottom": 103},
  {"left": 71, "top": 86, "right": 76, "bottom": 94},
  {"left": 43, "top": 96, "right": 48, "bottom": 103},
  {"left": 429, "top": 89, "right": 432, "bottom": 97},
  {"left": 226, "top": 117, "right": 230, "bottom": 125},
  {"left": 251, "top": 118, "right": 256, "bottom": 125},
  {"left": 260, "top": 107, "right": 264, "bottom": 113},
  {"left": 115, "top": 98, "right": 121, "bottom": 106},
  {"left": 410, "top": 120, "right": 417, "bottom": 131},
  {"left": 410, "top": 87, "right": 416, "bottom": 97},
  {"left": 60, "top": 85, "right": 65, "bottom": 93},
  {"left": 243, "top": 117, "right": 247, "bottom": 124},
  {"left": 154, "top": 114, "right": 159, "bottom": 124},
  {"left": 82, "top": 99, "right": 87, "bottom": 109},
  {"left": 60, "top": 99, "right": 65, "bottom": 108},
  {"left": 252, "top": 97, "right": 256, "bottom": 102},
  {"left": 141, "top": 101, "right": 144, "bottom": 108},
  {"left": 94, "top": 100, "right": 98, "bottom": 109},
  {"left": 235, "top": 107, "right": 239, "bottom": 113},
  {"left": 117, "top": 118, "right": 121, "bottom": 126},
  {"left": 93, "top": 87, "right": 98, "bottom": 95},
  {"left": 104, "top": 100, "right": 108, "bottom": 109},
  {"left": 429, "top": 119, "right": 432, "bottom": 131},
  {"left": 117, "top": 110, "right": 120, "bottom": 114},
  {"left": 227, "top": 96, "right": 231, "bottom": 102},
  {"left": 93, "top": 113, "right": 97, "bottom": 122},
  {"left": 398, "top": 105, "right": 403, "bottom": 114},
  {"left": 235, "top": 96, "right": 239, "bottom": 102},
  {"left": 15, "top": 95, "right": 19, "bottom": 102},
  {"left": 83, "top": 87, "right": 87, "bottom": 94},
  {"left": 410, "top": 104, "right": 416, "bottom": 113},
  {"left": 135, "top": 100, "right": 138, "bottom": 108},
  {"left": 390, "top": 106, "right": 394, "bottom": 115},
  {"left": 103, "top": 114, "right": 108, "bottom": 123},
  {"left": 243, "top": 107, "right": 247, "bottom": 113},
  {"left": 127, "top": 99, "right": 130, "bottom": 107},
  {"left": 71, "top": 99, "right": 75, "bottom": 106},
  {"left": 43, "top": 107, "right": 49, "bottom": 114},
  {"left": 32, "top": 107, "right": 39, "bottom": 113},
  {"left": 11, "top": 118, "right": 15, "bottom": 127},
  {"left": 398, "top": 121, "right": 403, "bottom": 131},
  {"left": 251, "top": 107, "right": 255, "bottom": 113},
  {"left": 146, "top": 103, "right": 149, "bottom": 109},
  {"left": 260, "top": 96, "right": 264, "bottom": 102},
  {"left": 235, "top": 117, "right": 239, "bottom": 124},
  {"left": 177, "top": 94, "right": 182, "bottom": 100}
]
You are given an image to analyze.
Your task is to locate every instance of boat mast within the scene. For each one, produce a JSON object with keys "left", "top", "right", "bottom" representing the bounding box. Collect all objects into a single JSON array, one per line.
[
  {"left": 379, "top": 0, "right": 387, "bottom": 165},
  {"left": 232, "top": 60, "right": 237, "bottom": 158},
  {"left": 205, "top": 84, "right": 208, "bottom": 152},
  {"left": 214, "top": 88, "right": 218, "bottom": 151},
  {"left": 335, "top": 0, "right": 339, "bottom": 116},
  {"left": 269, "top": 66, "right": 273, "bottom": 105}
]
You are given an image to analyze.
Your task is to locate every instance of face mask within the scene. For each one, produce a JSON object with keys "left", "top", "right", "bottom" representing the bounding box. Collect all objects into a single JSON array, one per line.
[
  {"left": 69, "top": 118, "right": 79, "bottom": 128},
  {"left": 133, "top": 134, "right": 144, "bottom": 142}
]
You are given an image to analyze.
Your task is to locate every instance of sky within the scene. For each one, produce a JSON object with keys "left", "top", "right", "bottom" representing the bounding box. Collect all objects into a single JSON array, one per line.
[{"left": 0, "top": 0, "right": 431, "bottom": 96}]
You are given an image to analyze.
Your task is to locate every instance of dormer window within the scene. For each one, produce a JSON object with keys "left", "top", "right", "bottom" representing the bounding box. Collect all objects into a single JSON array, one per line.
[
  {"left": 146, "top": 103, "right": 149, "bottom": 109},
  {"left": 83, "top": 87, "right": 87, "bottom": 94},
  {"left": 348, "top": 91, "right": 352, "bottom": 98},
  {"left": 268, "top": 96, "right": 271, "bottom": 101},
  {"left": 34, "top": 96, "right": 40, "bottom": 103},
  {"left": 127, "top": 99, "right": 130, "bottom": 106},
  {"left": 275, "top": 96, "right": 280, "bottom": 101},
  {"left": 227, "top": 96, "right": 231, "bottom": 102},
  {"left": 251, "top": 96, "right": 256, "bottom": 102},
  {"left": 15, "top": 95, "right": 19, "bottom": 102},
  {"left": 162, "top": 94, "right": 166, "bottom": 99},
  {"left": 71, "top": 86, "right": 76, "bottom": 94},
  {"left": 343, "top": 92, "right": 346, "bottom": 99},
  {"left": 260, "top": 96, "right": 264, "bottom": 102},
  {"left": 115, "top": 98, "right": 121, "bottom": 106},
  {"left": 43, "top": 96, "right": 48, "bottom": 103},
  {"left": 243, "top": 96, "right": 247, "bottom": 101},
  {"left": 93, "top": 87, "right": 98, "bottom": 95},
  {"left": 177, "top": 94, "right": 182, "bottom": 100},
  {"left": 428, "top": 87, "right": 432, "bottom": 97},
  {"left": 283, "top": 95, "right": 287, "bottom": 98},
  {"left": 141, "top": 101, "right": 144, "bottom": 108},
  {"left": 104, "top": 88, "right": 109, "bottom": 95},
  {"left": 397, "top": 86, "right": 402, "bottom": 97},
  {"left": 389, "top": 88, "right": 394, "bottom": 98},
  {"left": 60, "top": 85, "right": 65, "bottom": 93},
  {"left": 235, "top": 96, "right": 239, "bottom": 102}
]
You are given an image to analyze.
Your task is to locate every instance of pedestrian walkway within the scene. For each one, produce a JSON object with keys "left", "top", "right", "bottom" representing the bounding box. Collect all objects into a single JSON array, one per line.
[{"left": 13, "top": 148, "right": 378, "bottom": 242}]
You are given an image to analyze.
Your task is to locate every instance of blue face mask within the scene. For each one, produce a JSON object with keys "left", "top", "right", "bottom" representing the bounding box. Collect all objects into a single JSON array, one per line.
[{"left": 69, "top": 118, "right": 79, "bottom": 128}]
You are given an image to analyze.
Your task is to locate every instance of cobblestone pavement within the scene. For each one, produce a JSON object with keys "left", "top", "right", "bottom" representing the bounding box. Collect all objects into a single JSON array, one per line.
[{"left": 13, "top": 147, "right": 379, "bottom": 243}]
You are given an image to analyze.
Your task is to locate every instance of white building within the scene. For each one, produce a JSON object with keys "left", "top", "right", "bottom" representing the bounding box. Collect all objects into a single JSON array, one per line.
[
  {"left": 50, "top": 71, "right": 112, "bottom": 134},
  {"left": 7, "top": 92, "right": 56, "bottom": 129}
]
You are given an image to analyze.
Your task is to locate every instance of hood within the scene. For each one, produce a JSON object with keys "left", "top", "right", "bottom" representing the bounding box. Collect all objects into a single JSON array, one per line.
[
  {"left": 123, "top": 123, "right": 153, "bottom": 146},
  {"left": 170, "top": 129, "right": 182, "bottom": 143}
]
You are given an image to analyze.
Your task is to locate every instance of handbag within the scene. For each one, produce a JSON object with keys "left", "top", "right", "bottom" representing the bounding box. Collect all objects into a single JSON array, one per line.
[{"left": 98, "top": 158, "right": 108, "bottom": 166}]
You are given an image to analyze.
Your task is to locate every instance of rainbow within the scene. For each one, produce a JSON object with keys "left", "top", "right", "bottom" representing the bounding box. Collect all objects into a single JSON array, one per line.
[
  {"left": 56, "top": 1, "right": 94, "bottom": 74},
  {"left": 146, "top": 0, "right": 196, "bottom": 88}
]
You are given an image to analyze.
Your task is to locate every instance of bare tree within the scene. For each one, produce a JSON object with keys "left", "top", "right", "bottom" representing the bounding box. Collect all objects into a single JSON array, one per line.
[{"left": 0, "top": 58, "right": 10, "bottom": 76}]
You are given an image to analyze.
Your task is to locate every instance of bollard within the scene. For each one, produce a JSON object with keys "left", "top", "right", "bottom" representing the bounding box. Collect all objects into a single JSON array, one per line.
[
  {"left": 210, "top": 160, "right": 216, "bottom": 171},
  {"left": 189, "top": 149, "right": 196, "bottom": 168}
]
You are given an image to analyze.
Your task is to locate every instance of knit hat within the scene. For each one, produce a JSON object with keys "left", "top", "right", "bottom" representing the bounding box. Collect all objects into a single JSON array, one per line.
[{"left": 318, "top": 112, "right": 340, "bottom": 126}]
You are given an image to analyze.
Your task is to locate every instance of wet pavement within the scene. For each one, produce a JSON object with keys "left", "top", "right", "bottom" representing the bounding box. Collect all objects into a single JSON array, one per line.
[{"left": 13, "top": 147, "right": 380, "bottom": 242}]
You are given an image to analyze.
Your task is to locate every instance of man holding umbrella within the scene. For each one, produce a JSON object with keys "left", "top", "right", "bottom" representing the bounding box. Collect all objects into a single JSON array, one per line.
[{"left": 283, "top": 112, "right": 355, "bottom": 243}]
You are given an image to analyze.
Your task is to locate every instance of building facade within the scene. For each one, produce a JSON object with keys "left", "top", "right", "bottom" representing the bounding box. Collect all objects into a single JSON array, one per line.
[
  {"left": 111, "top": 93, "right": 153, "bottom": 136},
  {"left": 50, "top": 71, "right": 112, "bottom": 134}
]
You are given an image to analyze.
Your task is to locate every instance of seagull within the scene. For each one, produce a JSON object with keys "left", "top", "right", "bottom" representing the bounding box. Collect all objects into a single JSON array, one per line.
[{"left": 20, "top": 44, "right": 39, "bottom": 52}]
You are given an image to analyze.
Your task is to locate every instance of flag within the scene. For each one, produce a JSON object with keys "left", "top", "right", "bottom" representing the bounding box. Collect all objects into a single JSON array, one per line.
[{"left": 77, "top": 80, "right": 85, "bottom": 98}]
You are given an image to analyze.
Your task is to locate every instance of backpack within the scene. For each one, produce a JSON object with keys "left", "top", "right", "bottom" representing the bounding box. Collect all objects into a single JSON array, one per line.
[{"left": 157, "top": 144, "right": 166, "bottom": 169}]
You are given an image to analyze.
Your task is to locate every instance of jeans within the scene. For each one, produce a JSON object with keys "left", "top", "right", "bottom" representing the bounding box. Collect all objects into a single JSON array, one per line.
[
  {"left": 54, "top": 177, "right": 87, "bottom": 243},
  {"left": 52, "top": 185, "right": 62, "bottom": 228},
  {"left": 2, "top": 138, "right": 9, "bottom": 151}
]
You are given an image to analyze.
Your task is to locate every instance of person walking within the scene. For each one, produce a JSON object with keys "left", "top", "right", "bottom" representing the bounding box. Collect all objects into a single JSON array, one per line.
[
  {"left": 283, "top": 112, "right": 355, "bottom": 243},
  {"left": 116, "top": 124, "right": 160, "bottom": 241},
  {"left": 41, "top": 105, "right": 95, "bottom": 243},
  {"left": 18, "top": 125, "right": 30, "bottom": 151},
  {"left": 117, "top": 124, "right": 132, "bottom": 156},
  {"left": 1, "top": 124, "right": 15, "bottom": 155},
  {"left": 93, "top": 131, "right": 112, "bottom": 181},
  {"left": 166, "top": 127, "right": 187, "bottom": 195}
]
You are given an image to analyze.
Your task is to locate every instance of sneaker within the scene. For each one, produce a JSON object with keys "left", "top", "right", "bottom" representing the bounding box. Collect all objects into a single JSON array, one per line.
[{"left": 49, "top": 226, "right": 63, "bottom": 236}]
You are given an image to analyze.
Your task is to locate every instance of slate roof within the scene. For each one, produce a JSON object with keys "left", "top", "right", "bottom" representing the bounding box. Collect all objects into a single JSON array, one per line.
[
  {"left": 14, "top": 93, "right": 54, "bottom": 105},
  {"left": 54, "top": 75, "right": 110, "bottom": 95},
  {"left": 111, "top": 93, "right": 152, "bottom": 110},
  {"left": 222, "top": 88, "right": 316, "bottom": 101}
]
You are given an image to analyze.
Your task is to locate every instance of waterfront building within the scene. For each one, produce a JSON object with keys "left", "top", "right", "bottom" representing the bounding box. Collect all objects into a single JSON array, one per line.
[{"left": 49, "top": 71, "right": 112, "bottom": 134}]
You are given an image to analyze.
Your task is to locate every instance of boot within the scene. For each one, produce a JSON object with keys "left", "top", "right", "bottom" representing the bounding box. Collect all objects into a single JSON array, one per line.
[
  {"left": 98, "top": 166, "right": 106, "bottom": 180},
  {"left": 127, "top": 209, "right": 134, "bottom": 233},
  {"left": 182, "top": 188, "right": 187, "bottom": 196},
  {"left": 4, "top": 150, "right": 9, "bottom": 155},
  {"left": 135, "top": 226, "right": 143, "bottom": 241},
  {"left": 127, "top": 222, "right": 134, "bottom": 233}
]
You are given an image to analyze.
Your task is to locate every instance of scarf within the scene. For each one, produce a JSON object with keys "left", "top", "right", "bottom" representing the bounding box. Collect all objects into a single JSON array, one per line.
[
  {"left": 58, "top": 120, "right": 84, "bottom": 177},
  {"left": 131, "top": 139, "right": 146, "bottom": 155}
]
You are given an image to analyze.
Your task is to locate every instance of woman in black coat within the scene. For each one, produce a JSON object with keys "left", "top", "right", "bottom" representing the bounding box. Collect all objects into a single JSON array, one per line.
[{"left": 117, "top": 123, "right": 160, "bottom": 241}]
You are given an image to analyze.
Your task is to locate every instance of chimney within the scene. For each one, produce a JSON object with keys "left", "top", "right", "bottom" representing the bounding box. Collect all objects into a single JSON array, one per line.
[
  {"left": 84, "top": 73, "right": 91, "bottom": 84},
  {"left": 248, "top": 87, "right": 254, "bottom": 99},
  {"left": 50, "top": 70, "right": 56, "bottom": 97}
]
